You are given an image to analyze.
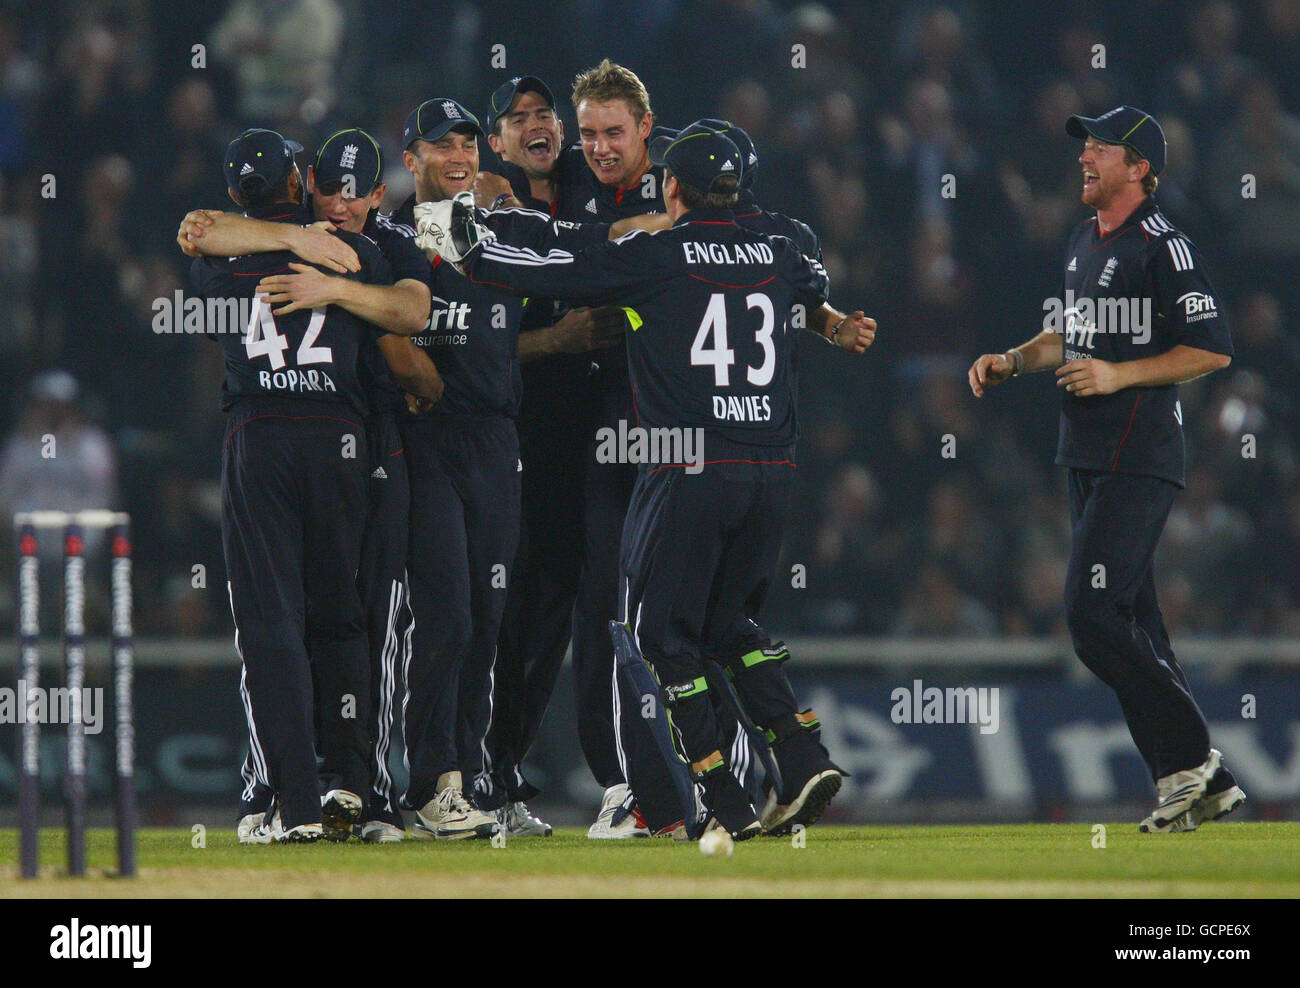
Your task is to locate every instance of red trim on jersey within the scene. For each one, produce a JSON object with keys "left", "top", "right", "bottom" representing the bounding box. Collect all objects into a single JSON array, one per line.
[
  {"left": 222, "top": 413, "right": 364, "bottom": 448},
  {"left": 687, "top": 273, "right": 776, "bottom": 290},
  {"left": 432, "top": 255, "right": 443, "bottom": 269},
  {"left": 687, "top": 220, "right": 737, "bottom": 226},
  {"left": 1111, "top": 394, "right": 1142, "bottom": 469},
  {"left": 390, "top": 448, "right": 404, "bottom": 457}
]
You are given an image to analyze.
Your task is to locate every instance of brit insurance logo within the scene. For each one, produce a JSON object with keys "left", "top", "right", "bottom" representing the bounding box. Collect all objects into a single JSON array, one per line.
[{"left": 1176, "top": 291, "right": 1219, "bottom": 323}]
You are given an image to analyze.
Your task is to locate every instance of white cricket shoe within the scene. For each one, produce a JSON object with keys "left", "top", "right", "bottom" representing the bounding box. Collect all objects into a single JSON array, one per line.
[
  {"left": 1139, "top": 749, "right": 1221, "bottom": 833},
  {"left": 246, "top": 810, "right": 323, "bottom": 843},
  {"left": 498, "top": 801, "right": 553, "bottom": 837},
  {"left": 361, "top": 820, "right": 405, "bottom": 843},
  {"left": 587, "top": 783, "right": 650, "bottom": 839},
  {"left": 321, "top": 789, "right": 363, "bottom": 842},
  {"left": 238, "top": 812, "right": 273, "bottom": 845},
  {"left": 412, "top": 771, "right": 500, "bottom": 841}
]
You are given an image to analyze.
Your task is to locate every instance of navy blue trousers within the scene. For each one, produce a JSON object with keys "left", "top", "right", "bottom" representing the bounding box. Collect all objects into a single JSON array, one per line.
[{"left": 1065, "top": 469, "right": 1211, "bottom": 780}]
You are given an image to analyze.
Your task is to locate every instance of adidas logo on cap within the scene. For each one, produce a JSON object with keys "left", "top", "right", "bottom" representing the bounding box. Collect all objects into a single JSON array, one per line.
[
  {"left": 720, "top": 159, "right": 734, "bottom": 171},
  {"left": 239, "top": 163, "right": 253, "bottom": 175}
]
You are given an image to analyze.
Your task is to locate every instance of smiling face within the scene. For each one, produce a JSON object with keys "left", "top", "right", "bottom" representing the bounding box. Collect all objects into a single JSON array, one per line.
[
  {"left": 490, "top": 90, "right": 562, "bottom": 180},
  {"left": 403, "top": 127, "right": 480, "bottom": 202},
  {"left": 1078, "top": 135, "right": 1145, "bottom": 209},
  {"left": 576, "top": 97, "right": 652, "bottom": 188},
  {"left": 307, "top": 166, "right": 384, "bottom": 232}
]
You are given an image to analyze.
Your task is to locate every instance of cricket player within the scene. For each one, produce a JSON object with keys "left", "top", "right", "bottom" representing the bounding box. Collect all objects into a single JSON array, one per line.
[
  {"left": 190, "top": 128, "right": 400, "bottom": 842},
  {"left": 473, "top": 74, "right": 652, "bottom": 834},
  {"left": 180, "top": 128, "right": 441, "bottom": 843},
  {"left": 967, "top": 106, "right": 1246, "bottom": 832},
  {"left": 418, "top": 120, "right": 871, "bottom": 837},
  {"left": 393, "top": 97, "right": 634, "bottom": 839}
]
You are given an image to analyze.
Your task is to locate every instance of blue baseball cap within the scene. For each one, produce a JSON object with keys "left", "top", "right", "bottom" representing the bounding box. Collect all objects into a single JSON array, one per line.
[
  {"left": 649, "top": 120, "right": 744, "bottom": 194},
  {"left": 692, "top": 118, "right": 757, "bottom": 189},
  {"left": 1067, "top": 105, "right": 1167, "bottom": 175},
  {"left": 486, "top": 75, "right": 554, "bottom": 132},
  {"left": 224, "top": 128, "right": 303, "bottom": 194},
  {"left": 403, "top": 97, "right": 484, "bottom": 150},
  {"left": 313, "top": 128, "right": 384, "bottom": 196}
]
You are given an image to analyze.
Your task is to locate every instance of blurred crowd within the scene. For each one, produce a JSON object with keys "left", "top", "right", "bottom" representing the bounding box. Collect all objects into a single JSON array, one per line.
[{"left": 2, "top": 0, "right": 1298, "bottom": 638}]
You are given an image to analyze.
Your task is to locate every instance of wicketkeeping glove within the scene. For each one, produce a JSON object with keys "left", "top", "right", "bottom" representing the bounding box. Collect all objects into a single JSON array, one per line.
[{"left": 413, "top": 191, "right": 495, "bottom": 269}]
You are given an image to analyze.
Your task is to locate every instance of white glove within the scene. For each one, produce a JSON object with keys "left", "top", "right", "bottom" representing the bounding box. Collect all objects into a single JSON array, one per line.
[{"left": 413, "top": 191, "right": 495, "bottom": 268}]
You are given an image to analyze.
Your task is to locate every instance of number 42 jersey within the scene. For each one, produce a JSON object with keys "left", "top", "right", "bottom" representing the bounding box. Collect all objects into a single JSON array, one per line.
[
  {"left": 190, "top": 202, "right": 395, "bottom": 417},
  {"left": 464, "top": 207, "right": 829, "bottom": 452}
]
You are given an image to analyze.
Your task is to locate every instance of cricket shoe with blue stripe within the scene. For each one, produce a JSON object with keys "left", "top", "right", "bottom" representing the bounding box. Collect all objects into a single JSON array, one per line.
[
  {"left": 1139, "top": 748, "right": 1221, "bottom": 833},
  {"left": 238, "top": 812, "right": 273, "bottom": 845},
  {"left": 412, "top": 771, "right": 500, "bottom": 841}
]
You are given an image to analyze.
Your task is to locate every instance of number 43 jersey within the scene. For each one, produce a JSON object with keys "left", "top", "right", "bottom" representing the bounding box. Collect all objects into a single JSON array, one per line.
[
  {"left": 464, "top": 207, "right": 829, "bottom": 451},
  {"left": 1055, "top": 196, "right": 1232, "bottom": 487},
  {"left": 190, "top": 202, "right": 395, "bottom": 417}
]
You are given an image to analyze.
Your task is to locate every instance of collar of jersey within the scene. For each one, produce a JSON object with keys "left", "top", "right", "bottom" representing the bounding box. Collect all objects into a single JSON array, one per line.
[
  {"left": 673, "top": 207, "right": 736, "bottom": 228},
  {"left": 1094, "top": 194, "right": 1158, "bottom": 241}
]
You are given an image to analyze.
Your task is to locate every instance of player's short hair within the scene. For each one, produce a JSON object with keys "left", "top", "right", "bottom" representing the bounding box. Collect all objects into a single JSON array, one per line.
[
  {"left": 571, "top": 58, "right": 653, "bottom": 122},
  {"left": 670, "top": 170, "right": 739, "bottom": 211},
  {"left": 1123, "top": 146, "right": 1159, "bottom": 195},
  {"left": 236, "top": 166, "right": 300, "bottom": 209}
]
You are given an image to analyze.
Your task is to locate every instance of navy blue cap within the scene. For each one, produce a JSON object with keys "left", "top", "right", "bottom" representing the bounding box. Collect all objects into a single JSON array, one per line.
[
  {"left": 224, "top": 128, "right": 303, "bottom": 194},
  {"left": 1067, "top": 105, "right": 1167, "bottom": 175},
  {"left": 649, "top": 120, "right": 744, "bottom": 195},
  {"left": 692, "top": 118, "right": 757, "bottom": 189},
  {"left": 486, "top": 75, "right": 554, "bottom": 132},
  {"left": 403, "top": 97, "right": 484, "bottom": 150},
  {"left": 313, "top": 128, "right": 384, "bottom": 196}
]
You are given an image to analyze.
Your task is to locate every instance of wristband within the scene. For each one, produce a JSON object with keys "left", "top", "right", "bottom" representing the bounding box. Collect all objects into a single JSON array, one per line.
[
  {"left": 1007, "top": 348, "right": 1025, "bottom": 376},
  {"left": 830, "top": 316, "right": 848, "bottom": 345},
  {"left": 490, "top": 193, "right": 513, "bottom": 211}
]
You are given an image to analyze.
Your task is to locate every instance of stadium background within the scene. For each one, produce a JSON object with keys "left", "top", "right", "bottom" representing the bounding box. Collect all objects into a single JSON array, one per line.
[{"left": 0, "top": 0, "right": 1297, "bottom": 826}]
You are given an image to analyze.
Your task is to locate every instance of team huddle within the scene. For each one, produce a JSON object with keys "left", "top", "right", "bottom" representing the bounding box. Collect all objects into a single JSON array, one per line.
[
  {"left": 180, "top": 60, "right": 873, "bottom": 844},
  {"left": 181, "top": 57, "right": 1242, "bottom": 844}
]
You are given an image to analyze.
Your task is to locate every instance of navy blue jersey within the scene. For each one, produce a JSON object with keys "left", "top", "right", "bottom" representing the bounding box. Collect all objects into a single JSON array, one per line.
[
  {"left": 355, "top": 209, "right": 434, "bottom": 414},
  {"left": 465, "top": 208, "right": 830, "bottom": 450},
  {"left": 556, "top": 144, "right": 666, "bottom": 223},
  {"left": 733, "top": 189, "right": 823, "bottom": 262},
  {"left": 391, "top": 194, "right": 606, "bottom": 418},
  {"left": 190, "top": 202, "right": 394, "bottom": 416},
  {"left": 1054, "top": 196, "right": 1232, "bottom": 487},
  {"left": 553, "top": 144, "right": 665, "bottom": 394}
]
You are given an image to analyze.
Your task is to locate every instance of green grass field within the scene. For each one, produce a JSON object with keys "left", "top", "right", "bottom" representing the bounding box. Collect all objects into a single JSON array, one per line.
[{"left": 3, "top": 823, "right": 1298, "bottom": 897}]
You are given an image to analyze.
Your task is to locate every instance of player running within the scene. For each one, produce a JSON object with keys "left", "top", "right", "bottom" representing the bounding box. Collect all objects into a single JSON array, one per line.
[
  {"left": 419, "top": 121, "right": 873, "bottom": 837},
  {"left": 967, "top": 105, "right": 1246, "bottom": 832},
  {"left": 190, "top": 128, "right": 404, "bottom": 842}
]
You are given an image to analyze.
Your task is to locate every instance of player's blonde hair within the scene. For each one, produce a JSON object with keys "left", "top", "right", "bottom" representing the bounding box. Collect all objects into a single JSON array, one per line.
[
  {"left": 571, "top": 58, "right": 653, "bottom": 122},
  {"left": 1123, "top": 146, "right": 1159, "bottom": 195}
]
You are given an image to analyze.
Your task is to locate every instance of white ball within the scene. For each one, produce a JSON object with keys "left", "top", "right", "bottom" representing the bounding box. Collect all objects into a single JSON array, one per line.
[{"left": 698, "top": 828, "right": 734, "bottom": 857}]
